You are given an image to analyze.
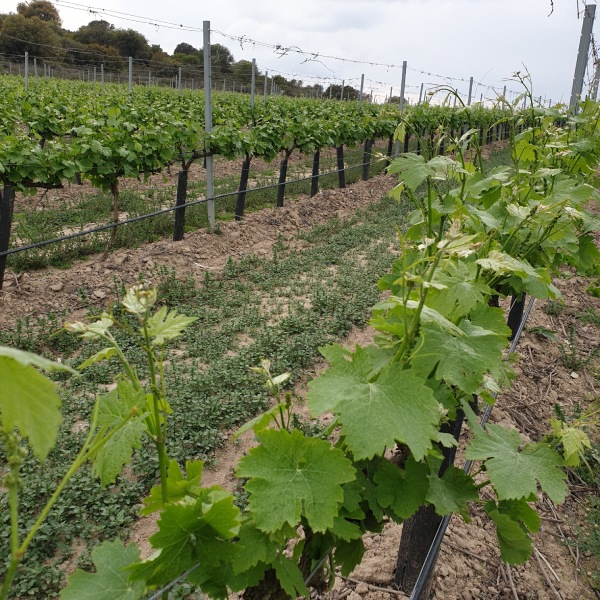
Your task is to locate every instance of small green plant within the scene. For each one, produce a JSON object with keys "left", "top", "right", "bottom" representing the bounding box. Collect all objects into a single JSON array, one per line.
[
  {"left": 545, "top": 299, "right": 565, "bottom": 317},
  {"left": 154, "top": 265, "right": 197, "bottom": 306},
  {"left": 559, "top": 324, "right": 595, "bottom": 371},
  {"left": 580, "top": 497, "right": 600, "bottom": 589},
  {"left": 578, "top": 308, "right": 600, "bottom": 327},
  {"left": 64, "top": 284, "right": 197, "bottom": 503}
]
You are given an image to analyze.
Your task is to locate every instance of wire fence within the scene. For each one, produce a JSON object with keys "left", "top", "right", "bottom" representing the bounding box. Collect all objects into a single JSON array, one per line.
[{"left": 0, "top": 149, "right": 390, "bottom": 260}]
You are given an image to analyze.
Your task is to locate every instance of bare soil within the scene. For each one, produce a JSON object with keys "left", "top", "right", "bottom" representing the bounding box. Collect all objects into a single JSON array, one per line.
[{"left": 1, "top": 169, "right": 598, "bottom": 600}]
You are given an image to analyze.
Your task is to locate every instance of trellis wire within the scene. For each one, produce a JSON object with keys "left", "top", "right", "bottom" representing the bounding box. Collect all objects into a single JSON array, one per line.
[{"left": 0, "top": 152, "right": 385, "bottom": 259}]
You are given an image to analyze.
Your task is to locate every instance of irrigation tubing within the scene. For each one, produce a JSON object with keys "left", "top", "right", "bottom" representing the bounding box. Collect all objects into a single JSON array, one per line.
[
  {"left": 408, "top": 296, "right": 537, "bottom": 600},
  {"left": 0, "top": 155, "right": 381, "bottom": 259}
]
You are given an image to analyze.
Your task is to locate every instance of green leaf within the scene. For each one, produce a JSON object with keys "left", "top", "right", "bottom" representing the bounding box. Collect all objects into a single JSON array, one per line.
[
  {"left": 130, "top": 489, "right": 241, "bottom": 586},
  {"left": 334, "top": 538, "right": 365, "bottom": 577},
  {"left": 428, "top": 261, "right": 492, "bottom": 320},
  {"left": 465, "top": 424, "right": 567, "bottom": 503},
  {"left": 495, "top": 498, "right": 541, "bottom": 533},
  {"left": 0, "top": 355, "right": 62, "bottom": 460},
  {"left": 233, "top": 403, "right": 286, "bottom": 439},
  {"left": 78, "top": 347, "right": 117, "bottom": 370},
  {"left": 387, "top": 153, "right": 433, "bottom": 190},
  {"left": 0, "top": 346, "right": 78, "bottom": 375},
  {"left": 236, "top": 429, "right": 355, "bottom": 533},
  {"left": 308, "top": 347, "right": 442, "bottom": 460},
  {"left": 426, "top": 466, "right": 478, "bottom": 519},
  {"left": 141, "top": 459, "right": 204, "bottom": 515},
  {"left": 374, "top": 457, "right": 429, "bottom": 520},
  {"left": 61, "top": 539, "right": 144, "bottom": 600},
  {"left": 273, "top": 554, "right": 310, "bottom": 599},
  {"left": 232, "top": 521, "right": 278, "bottom": 574},
  {"left": 549, "top": 419, "right": 591, "bottom": 467},
  {"left": 92, "top": 380, "right": 148, "bottom": 486},
  {"left": 146, "top": 306, "right": 198, "bottom": 346},
  {"left": 485, "top": 506, "right": 532, "bottom": 564},
  {"left": 411, "top": 320, "right": 508, "bottom": 395},
  {"left": 331, "top": 515, "right": 364, "bottom": 541},
  {"left": 477, "top": 250, "right": 539, "bottom": 279}
]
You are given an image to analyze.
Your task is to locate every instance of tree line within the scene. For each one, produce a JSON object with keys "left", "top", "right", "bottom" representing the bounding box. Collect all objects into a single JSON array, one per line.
[{"left": 0, "top": 1, "right": 362, "bottom": 98}]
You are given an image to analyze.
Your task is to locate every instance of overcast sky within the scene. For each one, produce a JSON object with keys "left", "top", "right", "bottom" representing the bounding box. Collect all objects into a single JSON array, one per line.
[{"left": 4, "top": 0, "right": 598, "bottom": 105}]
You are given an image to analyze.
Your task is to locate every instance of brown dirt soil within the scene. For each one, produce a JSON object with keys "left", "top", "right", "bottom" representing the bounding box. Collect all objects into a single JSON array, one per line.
[{"left": 1, "top": 169, "right": 598, "bottom": 600}]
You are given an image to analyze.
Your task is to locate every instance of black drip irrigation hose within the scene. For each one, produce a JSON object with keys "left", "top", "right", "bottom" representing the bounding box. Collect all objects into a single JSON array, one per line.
[
  {"left": 409, "top": 296, "right": 536, "bottom": 600},
  {"left": 0, "top": 154, "right": 382, "bottom": 259}
]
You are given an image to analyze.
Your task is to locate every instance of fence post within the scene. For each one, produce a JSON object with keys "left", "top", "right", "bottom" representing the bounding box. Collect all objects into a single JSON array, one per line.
[
  {"left": 310, "top": 150, "right": 320, "bottom": 197},
  {"left": 24, "top": 52, "right": 29, "bottom": 91},
  {"left": 570, "top": 4, "right": 596, "bottom": 112},
  {"left": 361, "top": 139, "right": 372, "bottom": 181},
  {"left": 336, "top": 146, "right": 346, "bottom": 188},
  {"left": 203, "top": 21, "right": 216, "bottom": 228},
  {"left": 358, "top": 74, "right": 364, "bottom": 105},
  {"left": 393, "top": 60, "right": 408, "bottom": 157},
  {"left": 250, "top": 58, "right": 256, "bottom": 108},
  {"left": 173, "top": 171, "right": 189, "bottom": 241},
  {"left": 128, "top": 57, "right": 133, "bottom": 92},
  {"left": 0, "top": 186, "right": 15, "bottom": 291},
  {"left": 340, "top": 80, "right": 345, "bottom": 101},
  {"left": 263, "top": 70, "right": 268, "bottom": 103},
  {"left": 467, "top": 76, "right": 474, "bottom": 105},
  {"left": 276, "top": 155, "right": 289, "bottom": 208},
  {"left": 235, "top": 155, "right": 251, "bottom": 221}
]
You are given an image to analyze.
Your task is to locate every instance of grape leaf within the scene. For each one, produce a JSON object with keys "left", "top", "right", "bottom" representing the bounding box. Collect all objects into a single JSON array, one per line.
[
  {"left": 334, "top": 538, "right": 365, "bottom": 577},
  {"left": 485, "top": 507, "right": 532, "bottom": 564},
  {"left": 386, "top": 152, "right": 433, "bottom": 190},
  {"left": 0, "top": 355, "right": 62, "bottom": 460},
  {"left": 428, "top": 261, "right": 492, "bottom": 320},
  {"left": 146, "top": 306, "right": 198, "bottom": 346},
  {"left": 236, "top": 429, "right": 355, "bottom": 533},
  {"left": 476, "top": 250, "right": 539, "bottom": 279},
  {"left": 465, "top": 424, "right": 567, "bottom": 503},
  {"left": 308, "top": 347, "right": 442, "bottom": 460},
  {"left": 231, "top": 521, "right": 278, "bottom": 574},
  {"left": 411, "top": 320, "right": 507, "bottom": 395},
  {"left": 61, "top": 539, "right": 144, "bottom": 600},
  {"left": 426, "top": 466, "right": 478, "bottom": 519},
  {"left": 78, "top": 347, "right": 117, "bottom": 370},
  {"left": 331, "top": 516, "right": 364, "bottom": 541},
  {"left": 0, "top": 346, "right": 78, "bottom": 374},
  {"left": 92, "top": 380, "right": 148, "bottom": 487},
  {"left": 493, "top": 499, "right": 541, "bottom": 533},
  {"left": 374, "top": 457, "right": 429, "bottom": 520},
  {"left": 273, "top": 554, "right": 310, "bottom": 599},
  {"left": 130, "top": 490, "right": 241, "bottom": 586},
  {"left": 141, "top": 459, "right": 204, "bottom": 515}
]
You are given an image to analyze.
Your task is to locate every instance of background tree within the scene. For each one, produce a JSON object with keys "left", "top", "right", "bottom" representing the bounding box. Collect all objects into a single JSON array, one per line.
[
  {"left": 323, "top": 84, "right": 360, "bottom": 100},
  {"left": 16, "top": 1, "right": 61, "bottom": 27},
  {"left": 112, "top": 28, "right": 151, "bottom": 61},
  {"left": 232, "top": 59, "right": 259, "bottom": 86},
  {"left": 196, "top": 43, "right": 235, "bottom": 76},
  {"left": 0, "top": 14, "right": 65, "bottom": 58},
  {"left": 73, "top": 20, "right": 116, "bottom": 47},
  {"left": 173, "top": 42, "right": 198, "bottom": 56}
]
